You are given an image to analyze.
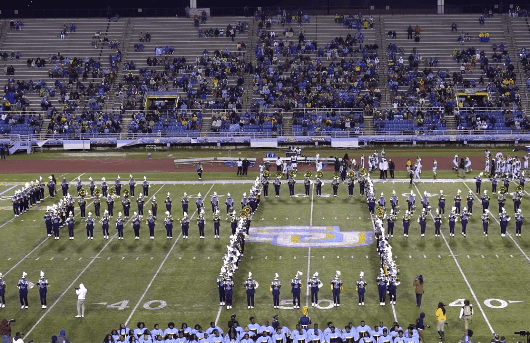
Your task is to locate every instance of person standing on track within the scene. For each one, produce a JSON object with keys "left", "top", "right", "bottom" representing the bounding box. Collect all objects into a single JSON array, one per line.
[
  {"left": 413, "top": 275, "right": 424, "bottom": 307},
  {"left": 435, "top": 302, "right": 447, "bottom": 341}
]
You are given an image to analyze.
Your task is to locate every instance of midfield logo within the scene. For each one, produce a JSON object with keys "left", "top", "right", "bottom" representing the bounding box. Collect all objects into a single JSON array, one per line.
[{"left": 248, "top": 226, "right": 373, "bottom": 248}]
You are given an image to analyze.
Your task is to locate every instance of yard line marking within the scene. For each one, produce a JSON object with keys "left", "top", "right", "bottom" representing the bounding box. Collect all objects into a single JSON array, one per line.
[
  {"left": 0, "top": 184, "right": 18, "bottom": 196},
  {"left": 127, "top": 184, "right": 215, "bottom": 327},
  {"left": 413, "top": 183, "right": 494, "bottom": 333},
  {"left": 462, "top": 181, "right": 530, "bottom": 265},
  {"left": 25, "top": 184, "right": 167, "bottom": 340},
  {"left": 305, "top": 182, "right": 315, "bottom": 308}
]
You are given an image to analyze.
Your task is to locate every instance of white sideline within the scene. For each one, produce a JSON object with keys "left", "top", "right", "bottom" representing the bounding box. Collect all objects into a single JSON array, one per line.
[
  {"left": 125, "top": 183, "right": 215, "bottom": 327},
  {"left": 413, "top": 183, "right": 494, "bottom": 333},
  {"left": 463, "top": 181, "right": 530, "bottom": 264},
  {"left": 24, "top": 185, "right": 166, "bottom": 339}
]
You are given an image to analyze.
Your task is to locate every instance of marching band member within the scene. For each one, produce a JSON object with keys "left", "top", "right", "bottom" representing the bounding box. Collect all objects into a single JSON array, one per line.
[
  {"left": 402, "top": 211, "right": 411, "bottom": 237},
  {"left": 330, "top": 271, "right": 343, "bottom": 307},
  {"left": 197, "top": 163, "right": 203, "bottom": 180},
  {"left": 356, "top": 272, "right": 367, "bottom": 306},
  {"left": 86, "top": 212, "right": 95, "bottom": 240},
  {"left": 224, "top": 276, "right": 234, "bottom": 309},
  {"left": 181, "top": 192, "right": 189, "bottom": 215},
  {"left": 434, "top": 209, "right": 442, "bottom": 237},
  {"left": 137, "top": 193, "right": 144, "bottom": 216},
  {"left": 76, "top": 177, "right": 82, "bottom": 194},
  {"left": 448, "top": 207, "right": 457, "bottom": 237},
  {"left": 101, "top": 210, "right": 110, "bottom": 239},
  {"left": 106, "top": 193, "right": 114, "bottom": 217},
  {"left": 230, "top": 210, "right": 238, "bottom": 235},
  {"left": 216, "top": 273, "right": 225, "bottom": 306},
  {"left": 78, "top": 194, "right": 87, "bottom": 218},
  {"left": 225, "top": 193, "right": 234, "bottom": 214},
  {"left": 270, "top": 273, "right": 281, "bottom": 309},
  {"left": 101, "top": 177, "right": 108, "bottom": 197},
  {"left": 241, "top": 193, "right": 249, "bottom": 209},
  {"left": 66, "top": 211, "right": 74, "bottom": 240},
  {"left": 461, "top": 207, "right": 470, "bottom": 237},
  {"left": 515, "top": 209, "right": 523, "bottom": 237},
  {"left": 492, "top": 177, "right": 498, "bottom": 193},
  {"left": 418, "top": 209, "right": 427, "bottom": 237},
  {"left": 213, "top": 209, "right": 221, "bottom": 238},
  {"left": 36, "top": 271, "right": 49, "bottom": 309},
  {"left": 367, "top": 193, "right": 376, "bottom": 215},
  {"left": 146, "top": 210, "right": 156, "bottom": 239},
  {"left": 52, "top": 208, "right": 61, "bottom": 238},
  {"left": 498, "top": 190, "right": 506, "bottom": 214},
  {"left": 164, "top": 192, "right": 172, "bottom": 215},
  {"left": 151, "top": 195, "right": 157, "bottom": 219},
  {"left": 94, "top": 193, "right": 101, "bottom": 218},
  {"left": 466, "top": 190, "right": 474, "bottom": 214},
  {"left": 181, "top": 212, "right": 190, "bottom": 239},
  {"left": 390, "top": 190, "right": 398, "bottom": 212},
  {"left": 454, "top": 189, "right": 462, "bottom": 214},
  {"left": 142, "top": 176, "right": 150, "bottom": 197},
  {"left": 89, "top": 177, "right": 95, "bottom": 197},
  {"left": 210, "top": 192, "right": 219, "bottom": 213},
  {"left": 196, "top": 193, "right": 204, "bottom": 212},
  {"left": 377, "top": 193, "right": 386, "bottom": 210},
  {"left": 421, "top": 191, "right": 430, "bottom": 211},
  {"left": 513, "top": 189, "right": 522, "bottom": 212},
  {"left": 475, "top": 173, "right": 482, "bottom": 193},
  {"left": 387, "top": 276, "right": 398, "bottom": 305},
  {"left": 305, "top": 173, "right": 312, "bottom": 197},
  {"left": 481, "top": 210, "right": 490, "bottom": 236},
  {"left": 129, "top": 174, "right": 136, "bottom": 197},
  {"left": 44, "top": 207, "right": 53, "bottom": 237},
  {"left": 407, "top": 191, "right": 415, "bottom": 212},
  {"left": 115, "top": 175, "right": 122, "bottom": 196},
  {"left": 376, "top": 272, "right": 387, "bottom": 306},
  {"left": 121, "top": 192, "right": 131, "bottom": 218},
  {"left": 386, "top": 209, "right": 396, "bottom": 237},
  {"left": 131, "top": 212, "right": 141, "bottom": 240},
  {"left": 47, "top": 176, "right": 56, "bottom": 198},
  {"left": 499, "top": 208, "right": 510, "bottom": 237},
  {"left": 347, "top": 173, "right": 355, "bottom": 197},
  {"left": 481, "top": 190, "right": 490, "bottom": 213},
  {"left": 197, "top": 209, "right": 206, "bottom": 238},
  {"left": 503, "top": 176, "right": 510, "bottom": 193},
  {"left": 262, "top": 176, "right": 270, "bottom": 198},
  {"left": 17, "top": 272, "right": 29, "bottom": 309},
  {"left": 116, "top": 212, "right": 125, "bottom": 240},
  {"left": 274, "top": 176, "right": 281, "bottom": 198},
  {"left": 331, "top": 175, "right": 340, "bottom": 197},
  {"left": 61, "top": 177, "right": 69, "bottom": 197},
  {"left": 438, "top": 190, "right": 445, "bottom": 215},
  {"left": 163, "top": 210, "right": 173, "bottom": 239},
  {"left": 309, "top": 272, "right": 322, "bottom": 307},
  {"left": 244, "top": 272, "right": 258, "bottom": 309},
  {"left": 315, "top": 177, "right": 323, "bottom": 197},
  {"left": 291, "top": 271, "right": 303, "bottom": 308},
  {"left": 288, "top": 175, "right": 296, "bottom": 197}
]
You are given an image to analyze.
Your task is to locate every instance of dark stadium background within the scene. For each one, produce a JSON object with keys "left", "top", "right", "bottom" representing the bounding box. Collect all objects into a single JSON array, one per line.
[{"left": 0, "top": 0, "right": 512, "bottom": 17}]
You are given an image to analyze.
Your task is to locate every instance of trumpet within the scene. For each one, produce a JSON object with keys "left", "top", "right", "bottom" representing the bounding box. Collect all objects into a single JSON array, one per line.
[
  {"left": 123, "top": 189, "right": 130, "bottom": 198},
  {"left": 376, "top": 206, "right": 386, "bottom": 218},
  {"left": 78, "top": 188, "right": 86, "bottom": 197}
]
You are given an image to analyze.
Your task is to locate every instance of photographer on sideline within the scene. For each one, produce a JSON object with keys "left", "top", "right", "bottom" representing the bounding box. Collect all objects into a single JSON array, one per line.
[
  {"left": 413, "top": 275, "right": 424, "bottom": 307},
  {"left": 0, "top": 318, "right": 12, "bottom": 343},
  {"left": 75, "top": 284, "right": 87, "bottom": 318},
  {"left": 459, "top": 299, "right": 473, "bottom": 333}
]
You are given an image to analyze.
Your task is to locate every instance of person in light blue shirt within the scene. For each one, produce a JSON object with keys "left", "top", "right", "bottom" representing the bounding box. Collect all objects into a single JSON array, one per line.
[
  {"left": 129, "top": 175, "right": 136, "bottom": 197},
  {"left": 377, "top": 329, "right": 392, "bottom": 343},
  {"left": 272, "top": 328, "right": 286, "bottom": 343},
  {"left": 259, "top": 321, "right": 274, "bottom": 336},
  {"left": 240, "top": 332, "right": 255, "bottom": 343},
  {"left": 85, "top": 212, "right": 95, "bottom": 240},
  {"left": 115, "top": 212, "right": 125, "bottom": 240},
  {"left": 164, "top": 322, "right": 178, "bottom": 340},
  {"left": 101, "top": 177, "right": 108, "bottom": 197},
  {"left": 146, "top": 210, "right": 156, "bottom": 239},
  {"left": 290, "top": 324, "right": 306, "bottom": 343},
  {"left": 61, "top": 177, "right": 69, "bottom": 197},
  {"left": 36, "top": 271, "right": 49, "bottom": 309},
  {"left": 291, "top": 271, "right": 303, "bottom": 308},
  {"left": 196, "top": 193, "right": 204, "bottom": 212},
  {"left": 150, "top": 324, "right": 163, "bottom": 341},
  {"left": 356, "top": 321, "right": 371, "bottom": 338},
  {"left": 256, "top": 333, "right": 272, "bottom": 343},
  {"left": 210, "top": 330, "right": 224, "bottom": 343},
  {"left": 142, "top": 176, "right": 150, "bottom": 196},
  {"left": 247, "top": 318, "right": 260, "bottom": 334},
  {"left": 224, "top": 278, "right": 234, "bottom": 309},
  {"left": 325, "top": 327, "right": 341, "bottom": 343},
  {"left": 134, "top": 322, "right": 147, "bottom": 339},
  {"left": 341, "top": 325, "right": 358, "bottom": 343},
  {"left": 211, "top": 192, "right": 219, "bottom": 212}
]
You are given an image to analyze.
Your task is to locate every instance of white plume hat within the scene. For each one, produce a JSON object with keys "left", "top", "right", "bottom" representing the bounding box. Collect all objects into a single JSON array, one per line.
[
  {"left": 117, "top": 175, "right": 120, "bottom": 180},
  {"left": 227, "top": 192, "right": 231, "bottom": 197},
  {"left": 22, "top": 272, "right": 27, "bottom": 278},
  {"left": 89, "top": 177, "right": 92, "bottom": 181},
  {"left": 359, "top": 271, "right": 364, "bottom": 278},
  {"left": 148, "top": 210, "right": 152, "bottom": 215},
  {"left": 167, "top": 192, "right": 171, "bottom": 197},
  {"left": 40, "top": 271, "right": 45, "bottom": 278},
  {"left": 144, "top": 176, "right": 147, "bottom": 181},
  {"left": 313, "top": 272, "right": 318, "bottom": 277},
  {"left": 274, "top": 273, "right": 279, "bottom": 279},
  {"left": 130, "top": 174, "right": 133, "bottom": 178},
  {"left": 248, "top": 272, "right": 252, "bottom": 279},
  {"left": 165, "top": 211, "right": 170, "bottom": 216},
  {"left": 102, "top": 177, "right": 106, "bottom": 181},
  {"left": 335, "top": 270, "right": 341, "bottom": 278},
  {"left": 198, "top": 193, "right": 202, "bottom": 197},
  {"left": 134, "top": 212, "right": 138, "bottom": 216}
]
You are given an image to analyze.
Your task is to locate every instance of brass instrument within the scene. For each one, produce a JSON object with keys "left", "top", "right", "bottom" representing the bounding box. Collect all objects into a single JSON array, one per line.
[
  {"left": 289, "top": 169, "right": 296, "bottom": 177},
  {"left": 317, "top": 171, "right": 324, "bottom": 179},
  {"left": 263, "top": 170, "right": 270, "bottom": 178},
  {"left": 276, "top": 171, "right": 283, "bottom": 178},
  {"left": 78, "top": 188, "right": 86, "bottom": 197},
  {"left": 347, "top": 170, "right": 355, "bottom": 178},
  {"left": 376, "top": 206, "right": 386, "bottom": 218},
  {"left": 500, "top": 186, "right": 507, "bottom": 194},
  {"left": 123, "top": 189, "right": 130, "bottom": 197},
  {"left": 305, "top": 170, "right": 312, "bottom": 178},
  {"left": 360, "top": 168, "right": 367, "bottom": 176},
  {"left": 244, "top": 206, "right": 252, "bottom": 214},
  {"left": 94, "top": 189, "right": 101, "bottom": 197},
  {"left": 517, "top": 185, "right": 523, "bottom": 192},
  {"left": 240, "top": 209, "right": 248, "bottom": 217},
  {"left": 334, "top": 172, "right": 340, "bottom": 178},
  {"left": 109, "top": 188, "right": 116, "bottom": 197}
]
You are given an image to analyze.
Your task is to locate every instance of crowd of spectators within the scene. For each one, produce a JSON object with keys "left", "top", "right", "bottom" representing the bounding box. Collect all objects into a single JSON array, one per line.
[
  {"left": 127, "top": 111, "right": 201, "bottom": 134},
  {"left": 0, "top": 112, "right": 42, "bottom": 135},
  {"left": 46, "top": 109, "right": 121, "bottom": 134},
  {"left": 198, "top": 22, "right": 249, "bottom": 40},
  {"left": 292, "top": 110, "right": 364, "bottom": 135},
  {"left": 211, "top": 110, "right": 281, "bottom": 134}
]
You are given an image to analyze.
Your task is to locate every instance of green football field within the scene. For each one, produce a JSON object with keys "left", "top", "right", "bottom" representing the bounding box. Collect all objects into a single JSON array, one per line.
[{"left": 0, "top": 167, "right": 529, "bottom": 343}]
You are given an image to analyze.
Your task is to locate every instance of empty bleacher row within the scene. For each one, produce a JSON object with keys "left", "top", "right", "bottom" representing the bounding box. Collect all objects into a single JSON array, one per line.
[{"left": 1, "top": 13, "right": 530, "bottom": 137}]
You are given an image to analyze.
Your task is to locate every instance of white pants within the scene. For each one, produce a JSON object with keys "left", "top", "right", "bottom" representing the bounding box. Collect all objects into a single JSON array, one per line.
[{"left": 77, "top": 299, "right": 85, "bottom": 316}]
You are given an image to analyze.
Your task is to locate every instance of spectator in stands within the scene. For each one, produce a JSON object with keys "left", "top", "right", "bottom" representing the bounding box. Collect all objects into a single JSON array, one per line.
[
  {"left": 452, "top": 22, "right": 457, "bottom": 31},
  {"left": 407, "top": 25, "right": 413, "bottom": 39}
]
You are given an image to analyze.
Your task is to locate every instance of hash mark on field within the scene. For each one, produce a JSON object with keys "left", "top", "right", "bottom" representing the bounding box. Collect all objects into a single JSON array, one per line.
[
  {"left": 409, "top": 255, "right": 411, "bottom": 258},
  {"left": 64, "top": 257, "right": 68, "bottom": 260},
  {"left": 511, "top": 255, "right": 514, "bottom": 258},
  {"left": 35, "top": 257, "right": 39, "bottom": 261},
  {"left": 298, "top": 217, "right": 300, "bottom": 220},
  {"left": 467, "top": 255, "right": 470, "bottom": 258},
  {"left": 496, "top": 255, "right": 499, "bottom": 258},
  {"left": 347, "top": 217, "right": 350, "bottom": 219},
  {"left": 107, "top": 257, "right": 111, "bottom": 260},
  {"left": 336, "top": 256, "right": 339, "bottom": 259},
  {"left": 274, "top": 218, "right": 276, "bottom": 220},
  {"left": 251, "top": 256, "right": 253, "bottom": 259},
  {"left": 135, "top": 257, "right": 139, "bottom": 260},
  {"left": 294, "top": 256, "right": 296, "bottom": 259},
  {"left": 50, "top": 257, "right": 54, "bottom": 260},
  {"left": 179, "top": 257, "right": 182, "bottom": 260},
  {"left": 151, "top": 257, "right": 153, "bottom": 260},
  {"left": 78, "top": 257, "right": 82, "bottom": 260},
  {"left": 207, "top": 257, "right": 210, "bottom": 260},
  {"left": 122, "top": 257, "right": 125, "bottom": 260},
  {"left": 423, "top": 255, "right": 426, "bottom": 258},
  {"left": 261, "top": 218, "right": 264, "bottom": 221},
  {"left": 366, "top": 255, "right": 369, "bottom": 259},
  {"left": 481, "top": 255, "right": 484, "bottom": 258},
  {"left": 323, "top": 256, "right": 325, "bottom": 259}
]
